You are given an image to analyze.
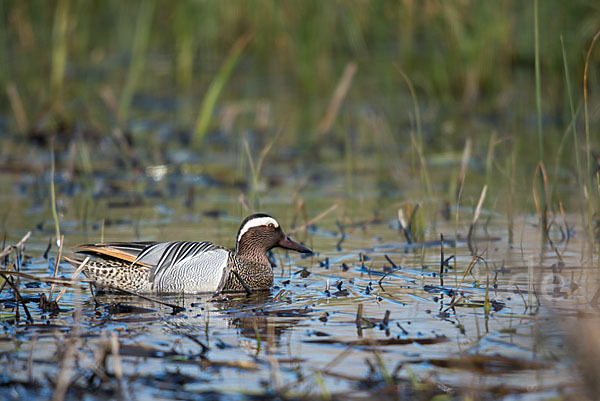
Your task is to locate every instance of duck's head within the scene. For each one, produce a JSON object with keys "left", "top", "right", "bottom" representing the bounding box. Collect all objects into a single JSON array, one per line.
[{"left": 235, "top": 214, "right": 312, "bottom": 257}]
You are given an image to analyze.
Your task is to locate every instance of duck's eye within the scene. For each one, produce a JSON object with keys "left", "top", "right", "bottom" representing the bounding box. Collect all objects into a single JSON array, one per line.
[{"left": 267, "top": 223, "right": 275, "bottom": 229}]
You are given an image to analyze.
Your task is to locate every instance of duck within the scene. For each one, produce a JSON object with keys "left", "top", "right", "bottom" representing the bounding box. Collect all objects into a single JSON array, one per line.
[{"left": 66, "top": 213, "right": 312, "bottom": 294}]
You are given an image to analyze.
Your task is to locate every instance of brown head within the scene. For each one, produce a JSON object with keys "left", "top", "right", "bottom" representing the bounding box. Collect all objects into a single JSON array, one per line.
[{"left": 235, "top": 213, "right": 312, "bottom": 264}]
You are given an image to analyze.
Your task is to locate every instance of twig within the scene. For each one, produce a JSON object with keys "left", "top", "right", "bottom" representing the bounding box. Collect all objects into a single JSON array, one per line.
[
  {"left": 0, "top": 270, "right": 87, "bottom": 287},
  {"left": 355, "top": 304, "right": 363, "bottom": 326},
  {"left": 322, "top": 344, "right": 355, "bottom": 372},
  {"left": 442, "top": 253, "right": 487, "bottom": 313},
  {"left": 377, "top": 255, "right": 401, "bottom": 291},
  {"left": 273, "top": 289, "right": 285, "bottom": 301},
  {"left": 384, "top": 255, "right": 398, "bottom": 269},
  {"left": 0, "top": 231, "right": 32, "bottom": 259},
  {"left": 382, "top": 310, "right": 390, "bottom": 327},
  {"left": 182, "top": 333, "right": 209, "bottom": 357},
  {"left": 0, "top": 271, "right": 33, "bottom": 322},
  {"left": 54, "top": 257, "right": 90, "bottom": 304}
]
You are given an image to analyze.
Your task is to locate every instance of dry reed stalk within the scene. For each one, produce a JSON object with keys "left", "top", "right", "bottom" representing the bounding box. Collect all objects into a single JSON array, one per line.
[
  {"left": 238, "top": 193, "right": 253, "bottom": 212},
  {"left": 322, "top": 344, "right": 355, "bottom": 372},
  {"left": 273, "top": 289, "right": 285, "bottom": 301},
  {"left": 0, "top": 271, "right": 33, "bottom": 322},
  {"left": 532, "top": 162, "right": 550, "bottom": 239},
  {"left": 398, "top": 207, "right": 412, "bottom": 243},
  {"left": 318, "top": 62, "right": 357, "bottom": 134},
  {"left": 288, "top": 203, "right": 338, "bottom": 234},
  {"left": 51, "top": 334, "right": 77, "bottom": 401},
  {"left": 243, "top": 128, "right": 282, "bottom": 202},
  {"left": 5, "top": 83, "right": 28, "bottom": 135},
  {"left": 443, "top": 254, "right": 487, "bottom": 312},
  {"left": 583, "top": 29, "right": 600, "bottom": 254},
  {"left": 0, "top": 231, "right": 31, "bottom": 259},
  {"left": 456, "top": 139, "right": 472, "bottom": 202},
  {"left": 110, "top": 332, "right": 124, "bottom": 396},
  {"left": 0, "top": 270, "right": 85, "bottom": 287},
  {"left": 48, "top": 234, "right": 65, "bottom": 302},
  {"left": 54, "top": 256, "right": 90, "bottom": 304},
  {"left": 355, "top": 303, "right": 363, "bottom": 325},
  {"left": 467, "top": 185, "right": 488, "bottom": 253}
]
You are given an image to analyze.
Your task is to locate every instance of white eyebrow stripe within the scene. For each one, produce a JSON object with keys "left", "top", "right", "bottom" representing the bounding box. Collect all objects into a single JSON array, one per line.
[{"left": 237, "top": 217, "right": 279, "bottom": 243}]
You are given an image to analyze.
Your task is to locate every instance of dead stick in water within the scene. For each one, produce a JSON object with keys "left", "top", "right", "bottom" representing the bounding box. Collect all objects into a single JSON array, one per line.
[
  {"left": 273, "top": 289, "right": 285, "bottom": 301},
  {"left": 355, "top": 304, "right": 363, "bottom": 325},
  {"left": 0, "top": 231, "right": 32, "bottom": 259},
  {"left": 382, "top": 310, "right": 390, "bottom": 327},
  {"left": 0, "top": 272, "right": 33, "bottom": 322},
  {"left": 0, "top": 270, "right": 86, "bottom": 287},
  {"left": 384, "top": 255, "right": 398, "bottom": 269},
  {"left": 54, "top": 257, "right": 90, "bottom": 304}
]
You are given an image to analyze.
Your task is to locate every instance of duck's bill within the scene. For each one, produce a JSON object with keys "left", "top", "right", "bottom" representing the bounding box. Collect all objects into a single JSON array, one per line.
[{"left": 278, "top": 235, "right": 312, "bottom": 254}]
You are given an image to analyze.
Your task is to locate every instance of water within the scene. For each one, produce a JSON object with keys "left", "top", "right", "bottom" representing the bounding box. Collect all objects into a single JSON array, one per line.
[{"left": 0, "top": 163, "right": 597, "bottom": 400}]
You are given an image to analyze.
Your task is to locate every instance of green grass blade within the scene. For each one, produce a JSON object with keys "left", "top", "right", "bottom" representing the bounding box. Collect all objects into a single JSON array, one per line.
[
  {"left": 118, "top": 0, "right": 155, "bottom": 124},
  {"left": 51, "top": 0, "right": 70, "bottom": 103},
  {"left": 533, "top": 0, "right": 543, "bottom": 163},
  {"left": 561, "top": 35, "right": 583, "bottom": 212},
  {"left": 193, "top": 34, "right": 251, "bottom": 148},
  {"left": 583, "top": 30, "right": 600, "bottom": 259}
]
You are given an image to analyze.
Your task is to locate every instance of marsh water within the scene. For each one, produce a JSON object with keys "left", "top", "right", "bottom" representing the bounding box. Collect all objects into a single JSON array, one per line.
[{"left": 0, "top": 153, "right": 597, "bottom": 400}]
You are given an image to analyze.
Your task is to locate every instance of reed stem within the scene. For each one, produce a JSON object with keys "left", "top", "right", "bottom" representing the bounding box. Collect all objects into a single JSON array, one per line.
[{"left": 533, "top": 0, "right": 543, "bottom": 163}]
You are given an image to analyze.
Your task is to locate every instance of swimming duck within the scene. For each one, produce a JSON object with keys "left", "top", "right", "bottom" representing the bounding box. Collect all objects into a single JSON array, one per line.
[{"left": 67, "top": 214, "right": 312, "bottom": 294}]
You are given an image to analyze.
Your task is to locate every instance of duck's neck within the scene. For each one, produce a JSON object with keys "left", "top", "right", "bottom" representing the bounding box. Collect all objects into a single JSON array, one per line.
[{"left": 235, "top": 244, "right": 271, "bottom": 265}]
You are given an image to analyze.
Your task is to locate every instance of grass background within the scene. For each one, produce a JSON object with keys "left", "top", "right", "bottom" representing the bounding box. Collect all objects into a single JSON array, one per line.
[{"left": 0, "top": 0, "right": 599, "bottom": 226}]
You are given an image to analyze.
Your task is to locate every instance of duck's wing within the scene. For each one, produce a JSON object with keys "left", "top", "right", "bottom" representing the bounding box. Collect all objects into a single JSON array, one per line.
[
  {"left": 74, "top": 242, "right": 157, "bottom": 267},
  {"left": 133, "top": 241, "right": 227, "bottom": 280},
  {"left": 137, "top": 241, "right": 231, "bottom": 293}
]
